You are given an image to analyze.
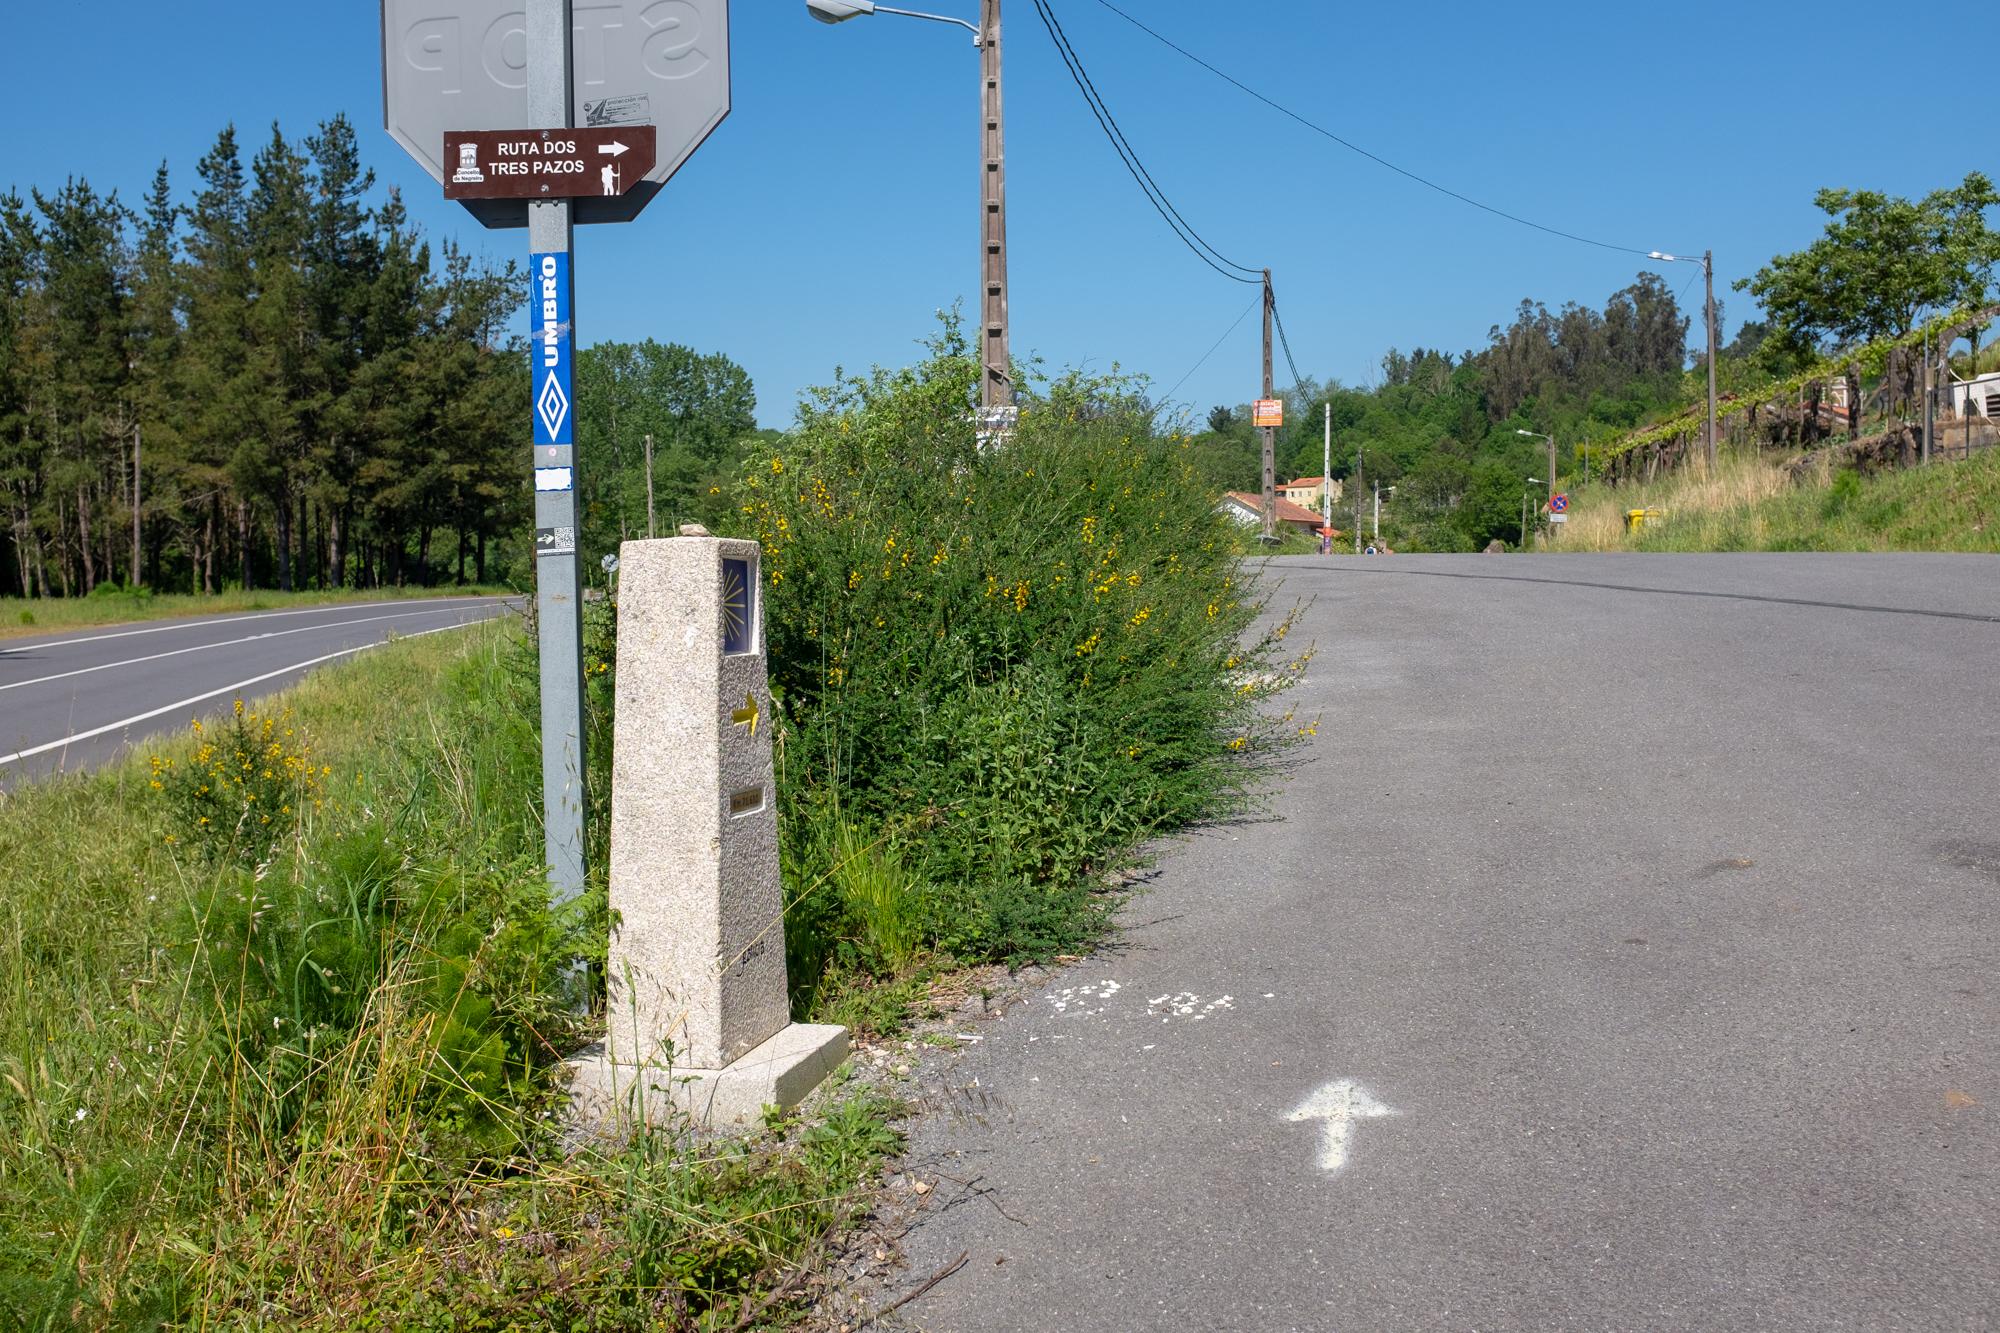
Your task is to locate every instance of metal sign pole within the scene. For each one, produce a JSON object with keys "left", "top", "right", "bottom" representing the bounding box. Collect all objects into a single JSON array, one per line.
[
  {"left": 384, "top": 0, "right": 734, "bottom": 907},
  {"left": 528, "top": 0, "right": 588, "bottom": 906}
]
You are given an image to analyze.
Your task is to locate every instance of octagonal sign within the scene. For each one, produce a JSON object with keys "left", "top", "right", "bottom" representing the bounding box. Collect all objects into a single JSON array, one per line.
[{"left": 381, "top": 0, "right": 729, "bottom": 226}]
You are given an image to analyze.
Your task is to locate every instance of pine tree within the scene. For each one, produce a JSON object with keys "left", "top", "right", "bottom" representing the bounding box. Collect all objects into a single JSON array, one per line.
[
  {"left": 30, "top": 178, "right": 130, "bottom": 593},
  {"left": 182, "top": 126, "right": 255, "bottom": 592},
  {"left": 126, "top": 161, "right": 182, "bottom": 588}
]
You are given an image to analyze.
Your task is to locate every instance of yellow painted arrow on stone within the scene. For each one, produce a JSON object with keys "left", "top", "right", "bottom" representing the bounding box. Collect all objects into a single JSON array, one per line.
[{"left": 730, "top": 692, "right": 761, "bottom": 737}]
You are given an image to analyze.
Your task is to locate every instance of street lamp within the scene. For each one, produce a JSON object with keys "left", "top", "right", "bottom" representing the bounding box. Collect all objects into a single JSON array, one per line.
[
  {"left": 1521, "top": 478, "right": 1544, "bottom": 551},
  {"left": 1648, "top": 249, "right": 1718, "bottom": 470},
  {"left": 806, "top": 1, "right": 979, "bottom": 38},
  {"left": 1373, "top": 483, "right": 1395, "bottom": 542},
  {"left": 807, "top": 0, "right": 1012, "bottom": 419},
  {"left": 1515, "top": 429, "right": 1556, "bottom": 509}
]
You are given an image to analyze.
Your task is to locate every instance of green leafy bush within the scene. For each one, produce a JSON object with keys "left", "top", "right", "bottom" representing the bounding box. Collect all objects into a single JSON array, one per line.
[
  {"left": 84, "top": 581, "right": 154, "bottom": 604},
  {"left": 738, "top": 322, "right": 1301, "bottom": 998}
]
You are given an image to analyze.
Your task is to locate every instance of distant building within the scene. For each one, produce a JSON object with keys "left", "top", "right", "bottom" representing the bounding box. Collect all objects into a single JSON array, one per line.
[
  {"left": 1278, "top": 476, "right": 1342, "bottom": 510},
  {"left": 1949, "top": 371, "right": 2000, "bottom": 419},
  {"left": 1218, "top": 491, "right": 1337, "bottom": 537}
]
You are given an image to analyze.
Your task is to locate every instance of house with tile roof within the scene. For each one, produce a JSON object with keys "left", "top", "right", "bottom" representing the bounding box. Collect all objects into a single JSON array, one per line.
[
  {"left": 1279, "top": 476, "right": 1342, "bottom": 510},
  {"left": 1217, "top": 491, "right": 1338, "bottom": 537}
]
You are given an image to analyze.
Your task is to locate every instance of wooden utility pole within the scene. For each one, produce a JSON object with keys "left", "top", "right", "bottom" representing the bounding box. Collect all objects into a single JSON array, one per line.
[
  {"left": 644, "top": 433, "right": 657, "bottom": 538},
  {"left": 1703, "top": 249, "right": 1718, "bottom": 469},
  {"left": 980, "top": 0, "right": 1011, "bottom": 414},
  {"left": 1354, "top": 440, "right": 1363, "bottom": 554},
  {"left": 1261, "top": 269, "right": 1275, "bottom": 543},
  {"left": 1921, "top": 336, "right": 1934, "bottom": 465}
]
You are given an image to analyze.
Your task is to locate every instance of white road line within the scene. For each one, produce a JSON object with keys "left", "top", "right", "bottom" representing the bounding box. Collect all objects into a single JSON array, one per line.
[
  {"left": 0, "top": 621, "right": 486, "bottom": 769},
  {"left": 0, "top": 605, "right": 495, "bottom": 694},
  {"left": 0, "top": 596, "right": 505, "bottom": 657}
]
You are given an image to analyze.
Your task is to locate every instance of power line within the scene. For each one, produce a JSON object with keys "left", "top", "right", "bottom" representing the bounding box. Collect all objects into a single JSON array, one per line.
[
  {"left": 1035, "top": 0, "right": 1258, "bottom": 280},
  {"left": 1030, "top": 0, "right": 1261, "bottom": 285},
  {"left": 1162, "top": 295, "right": 1261, "bottom": 404},
  {"left": 1086, "top": 0, "right": 1658, "bottom": 259},
  {"left": 1270, "top": 291, "right": 1307, "bottom": 392},
  {"left": 1674, "top": 265, "right": 1703, "bottom": 307},
  {"left": 1032, "top": 2, "right": 1316, "bottom": 408}
]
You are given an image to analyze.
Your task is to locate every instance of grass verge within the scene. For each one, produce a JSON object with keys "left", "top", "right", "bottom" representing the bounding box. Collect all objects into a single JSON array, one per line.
[
  {"left": 1555, "top": 447, "right": 2000, "bottom": 553},
  {"left": 0, "top": 621, "right": 901, "bottom": 1330},
  {"left": 0, "top": 585, "right": 515, "bottom": 640}
]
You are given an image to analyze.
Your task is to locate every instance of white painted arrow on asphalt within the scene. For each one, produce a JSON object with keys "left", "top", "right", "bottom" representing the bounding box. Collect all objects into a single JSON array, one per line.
[
  {"left": 597, "top": 140, "right": 630, "bottom": 157},
  {"left": 1287, "top": 1080, "right": 1397, "bottom": 1173}
]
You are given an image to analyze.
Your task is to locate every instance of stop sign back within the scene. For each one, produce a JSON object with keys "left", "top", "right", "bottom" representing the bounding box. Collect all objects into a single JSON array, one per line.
[{"left": 381, "top": 0, "right": 730, "bottom": 226}]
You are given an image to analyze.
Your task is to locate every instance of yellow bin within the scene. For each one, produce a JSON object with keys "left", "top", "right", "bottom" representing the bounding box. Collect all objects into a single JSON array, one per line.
[{"left": 1624, "top": 508, "right": 1665, "bottom": 532}]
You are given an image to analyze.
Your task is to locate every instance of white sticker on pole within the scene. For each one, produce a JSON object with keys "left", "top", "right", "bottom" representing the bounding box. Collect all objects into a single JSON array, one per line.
[{"left": 535, "top": 467, "right": 574, "bottom": 492}]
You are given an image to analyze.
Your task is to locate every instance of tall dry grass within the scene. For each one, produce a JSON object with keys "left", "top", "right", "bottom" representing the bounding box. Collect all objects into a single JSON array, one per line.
[{"left": 1554, "top": 452, "right": 1800, "bottom": 551}]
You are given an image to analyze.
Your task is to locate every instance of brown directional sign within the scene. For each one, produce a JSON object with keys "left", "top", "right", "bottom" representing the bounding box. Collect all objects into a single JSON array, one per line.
[{"left": 441, "top": 127, "right": 659, "bottom": 201}]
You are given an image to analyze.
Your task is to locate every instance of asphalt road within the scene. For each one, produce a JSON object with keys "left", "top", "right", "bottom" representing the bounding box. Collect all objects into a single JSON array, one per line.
[
  {"left": 0, "top": 595, "right": 513, "bottom": 785},
  {"left": 889, "top": 553, "right": 2000, "bottom": 1332}
]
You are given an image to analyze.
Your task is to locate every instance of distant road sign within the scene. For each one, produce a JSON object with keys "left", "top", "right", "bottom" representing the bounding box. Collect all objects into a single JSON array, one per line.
[
  {"left": 1254, "top": 399, "right": 1284, "bottom": 429},
  {"left": 1551, "top": 493, "right": 1570, "bottom": 513},
  {"left": 381, "top": 0, "right": 730, "bottom": 225},
  {"left": 444, "top": 127, "right": 658, "bottom": 199}
]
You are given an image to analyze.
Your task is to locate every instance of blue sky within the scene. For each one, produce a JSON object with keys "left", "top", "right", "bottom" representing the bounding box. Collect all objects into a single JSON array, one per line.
[{"left": 0, "top": 1, "right": 1984, "bottom": 427}]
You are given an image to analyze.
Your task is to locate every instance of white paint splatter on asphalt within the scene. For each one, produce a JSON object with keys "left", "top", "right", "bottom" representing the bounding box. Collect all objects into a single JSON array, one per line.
[{"left": 1047, "top": 979, "right": 1123, "bottom": 1016}]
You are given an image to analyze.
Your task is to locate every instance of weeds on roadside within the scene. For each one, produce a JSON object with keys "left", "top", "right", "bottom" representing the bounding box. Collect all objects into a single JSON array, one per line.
[
  {"left": 730, "top": 319, "right": 1304, "bottom": 1010},
  {"left": 149, "top": 702, "right": 326, "bottom": 860},
  {"left": 1557, "top": 446, "right": 2000, "bottom": 553},
  {"left": 1, "top": 617, "right": 902, "bottom": 1331}
]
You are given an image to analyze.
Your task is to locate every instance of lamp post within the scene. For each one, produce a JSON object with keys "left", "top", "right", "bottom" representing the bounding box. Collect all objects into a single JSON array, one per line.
[
  {"left": 1516, "top": 430, "right": 1556, "bottom": 508},
  {"left": 1648, "top": 249, "right": 1717, "bottom": 470},
  {"left": 1517, "top": 429, "right": 1556, "bottom": 542},
  {"left": 1521, "top": 477, "right": 1545, "bottom": 551},
  {"left": 808, "top": 0, "right": 1012, "bottom": 417}
]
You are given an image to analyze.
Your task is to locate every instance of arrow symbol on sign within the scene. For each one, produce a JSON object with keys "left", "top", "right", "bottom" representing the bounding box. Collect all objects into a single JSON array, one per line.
[
  {"left": 598, "top": 140, "right": 630, "bottom": 158},
  {"left": 731, "top": 692, "right": 761, "bottom": 737},
  {"left": 1287, "top": 1079, "right": 1397, "bottom": 1173}
]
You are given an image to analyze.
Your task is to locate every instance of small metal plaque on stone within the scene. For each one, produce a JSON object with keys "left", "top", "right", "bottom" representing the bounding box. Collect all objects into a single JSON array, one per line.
[{"left": 720, "top": 558, "right": 755, "bottom": 656}]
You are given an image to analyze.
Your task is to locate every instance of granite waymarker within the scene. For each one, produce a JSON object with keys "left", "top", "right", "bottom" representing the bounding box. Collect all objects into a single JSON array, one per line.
[{"left": 572, "top": 536, "right": 846, "bottom": 1128}]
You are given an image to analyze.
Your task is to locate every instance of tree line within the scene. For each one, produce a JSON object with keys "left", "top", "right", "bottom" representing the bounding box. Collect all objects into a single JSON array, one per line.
[
  {"left": 0, "top": 116, "right": 528, "bottom": 598},
  {"left": 1190, "top": 271, "right": 1695, "bottom": 550},
  {"left": 0, "top": 114, "right": 774, "bottom": 601}
]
